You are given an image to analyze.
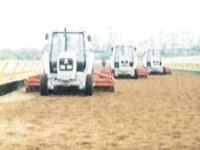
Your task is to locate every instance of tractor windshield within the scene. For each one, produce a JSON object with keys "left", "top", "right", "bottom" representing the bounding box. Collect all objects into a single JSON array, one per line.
[
  {"left": 51, "top": 32, "right": 84, "bottom": 62},
  {"left": 51, "top": 33, "right": 65, "bottom": 62},
  {"left": 50, "top": 32, "right": 85, "bottom": 73},
  {"left": 147, "top": 50, "right": 162, "bottom": 61},
  {"left": 66, "top": 33, "right": 84, "bottom": 60},
  {"left": 114, "top": 46, "right": 133, "bottom": 62}
]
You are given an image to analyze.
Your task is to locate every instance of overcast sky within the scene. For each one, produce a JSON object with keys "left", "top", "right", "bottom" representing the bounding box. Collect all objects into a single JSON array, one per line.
[{"left": 0, "top": 0, "right": 200, "bottom": 50}]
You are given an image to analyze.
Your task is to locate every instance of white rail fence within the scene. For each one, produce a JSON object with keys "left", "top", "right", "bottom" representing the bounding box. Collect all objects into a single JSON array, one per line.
[
  {"left": 0, "top": 61, "right": 43, "bottom": 85},
  {"left": 164, "top": 56, "right": 200, "bottom": 72}
]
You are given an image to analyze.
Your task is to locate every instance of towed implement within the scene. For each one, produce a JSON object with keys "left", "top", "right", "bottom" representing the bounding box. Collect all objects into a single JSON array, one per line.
[
  {"left": 163, "top": 66, "right": 172, "bottom": 74},
  {"left": 25, "top": 73, "right": 42, "bottom": 92},
  {"left": 137, "top": 66, "right": 148, "bottom": 78},
  {"left": 25, "top": 66, "right": 115, "bottom": 92},
  {"left": 94, "top": 61, "right": 115, "bottom": 91},
  {"left": 25, "top": 59, "right": 115, "bottom": 93}
]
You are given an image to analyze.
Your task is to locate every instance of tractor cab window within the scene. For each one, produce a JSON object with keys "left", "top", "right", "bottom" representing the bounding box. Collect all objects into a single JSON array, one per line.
[
  {"left": 123, "top": 46, "right": 133, "bottom": 60},
  {"left": 115, "top": 46, "right": 123, "bottom": 61},
  {"left": 66, "top": 33, "right": 84, "bottom": 61},
  {"left": 114, "top": 46, "right": 133, "bottom": 62},
  {"left": 51, "top": 33, "right": 65, "bottom": 62},
  {"left": 51, "top": 33, "right": 84, "bottom": 62},
  {"left": 147, "top": 50, "right": 162, "bottom": 61},
  {"left": 50, "top": 32, "right": 85, "bottom": 73}
]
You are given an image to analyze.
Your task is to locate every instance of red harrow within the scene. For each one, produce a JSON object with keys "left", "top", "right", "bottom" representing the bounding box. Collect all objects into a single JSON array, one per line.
[
  {"left": 94, "top": 67, "right": 115, "bottom": 91},
  {"left": 164, "top": 67, "right": 172, "bottom": 74},
  {"left": 25, "top": 66, "right": 148, "bottom": 93},
  {"left": 25, "top": 67, "right": 115, "bottom": 92},
  {"left": 25, "top": 73, "right": 42, "bottom": 92},
  {"left": 137, "top": 66, "right": 148, "bottom": 78}
]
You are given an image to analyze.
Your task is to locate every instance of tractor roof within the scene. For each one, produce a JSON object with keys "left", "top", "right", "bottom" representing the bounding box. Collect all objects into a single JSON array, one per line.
[
  {"left": 52, "top": 31, "right": 85, "bottom": 34},
  {"left": 115, "top": 45, "right": 134, "bottom": 47},
  {"left": 147, "top": 49, "right": 162, "bottom": 51}
]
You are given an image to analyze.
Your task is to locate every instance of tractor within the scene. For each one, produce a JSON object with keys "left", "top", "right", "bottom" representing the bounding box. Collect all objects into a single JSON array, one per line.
[
  {"left": 40, "top": 29, "right": 94, "bottom": 96},
  {"left": 143, "top": 49, "right": 171, "bottom": 74},
  {"left": 111, "top": 45, "right": 139, "bottom": 79}
]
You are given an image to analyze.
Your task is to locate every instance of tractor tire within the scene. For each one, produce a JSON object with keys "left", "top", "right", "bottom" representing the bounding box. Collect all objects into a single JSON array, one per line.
[
  {"left": 111, "top": 68, "right": 115, "bottom": 74},
  {"left": 162, "top": 67, "right": 166, "bottom": 75},
  {"left": 85, "top": 74, "right": 94, "bottom": 96},
  {"left": 40, "top": 74, "right": 49, "bottom": 96},
  {"left": 134, "top": 69, "right": 139, "bottom": 79},
  {"left": 110, "top": 86, "right": 115, "bottom": 92},
  {"left": 114, "top": 72, "right": 118, "bottom": 79},
  {"left": 26, "top": 87, "right": 30, "bottom": 92}
]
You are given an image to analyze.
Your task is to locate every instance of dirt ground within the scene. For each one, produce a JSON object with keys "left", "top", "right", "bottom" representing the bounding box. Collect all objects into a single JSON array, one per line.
[{"left": 0, "top": 73, "right": 200, "bottom": 150}]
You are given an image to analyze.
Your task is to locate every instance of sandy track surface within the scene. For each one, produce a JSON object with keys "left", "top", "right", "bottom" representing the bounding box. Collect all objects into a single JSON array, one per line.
[{"left": 0, "top": 73, "right": 200, "bottom": 150}]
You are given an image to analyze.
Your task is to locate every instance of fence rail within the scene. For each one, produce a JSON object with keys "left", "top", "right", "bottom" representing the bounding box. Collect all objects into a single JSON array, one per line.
[
  {"left": 0, "top": 57, "right": 199, "bottom": 85},
  {"left": 165, "top": 56, "right": 200, "bottom": 72},
  {"left": 0, "top": 61, "right": 43, "bottom": 85}
]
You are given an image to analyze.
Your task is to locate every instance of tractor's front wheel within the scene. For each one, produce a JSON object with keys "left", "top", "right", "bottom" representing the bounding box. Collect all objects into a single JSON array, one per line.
[
  {"left": 85, "top": 74, "right": 94, "bottom": 96},
  {"left": 40, "top": 74, "right": 49, "bottom": 96}
]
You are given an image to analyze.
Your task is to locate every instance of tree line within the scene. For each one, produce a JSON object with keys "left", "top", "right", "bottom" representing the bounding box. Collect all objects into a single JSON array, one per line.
[{"left": 0, "top": 48, "right": 44, "bottom": 61}]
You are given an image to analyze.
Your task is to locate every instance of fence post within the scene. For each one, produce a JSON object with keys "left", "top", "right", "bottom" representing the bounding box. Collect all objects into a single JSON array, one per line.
[
  {"left": 0, "top": 63, "right": 9, "bottom": 83},
  {"left": 11, "top": 62, "right": 20, "bottom": 80},
  {"left": 28, "top": 63, "right": 35, "bottom": 76}
]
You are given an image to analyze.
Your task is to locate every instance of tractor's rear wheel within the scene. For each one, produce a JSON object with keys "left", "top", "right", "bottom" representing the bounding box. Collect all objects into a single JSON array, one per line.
[
  {"left": 85, "top": 74, "right": 94, "bottom": 96},
  {"left": 134, "top": 69, "right": 139, "bottom": 79},
  {"left": 26, "top": 87, "right": 30, "bottom": 92},
  {"left": 110, "top": 86, "right": 115, "bottom": 92},
  {"left": 162, "top": 67, "right": 166, "bottom": 75},
  {"left": 111, "top": 69, "right": 115, "bottom": 75},
  {"left": 40, "top": 74, "right": 49, "bottom": 96}
]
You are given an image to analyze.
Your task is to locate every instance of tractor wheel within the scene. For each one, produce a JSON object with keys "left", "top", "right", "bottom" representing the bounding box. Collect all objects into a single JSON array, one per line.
[
  {"left": 113, "top": 71, "right": 118, "bottom": 78},
  {"left": 40, "top": 74, "right": 49, "bottom": 96},
  {"left": 110, "top": 86, "right": 115, "bottom": 92},
  {"left": 162, "top": 67, "right": 166, "bottom": 75},
  {"left": 26, "top": 87, "right": 30, "bottom": 92},
  {"left": 111, "top": 69, "right": 115, "bottom": 75},
  {"left": 85, "top": 74, "right": 94, "bottom": 96},
  {"left": 134, "top": 69, "right": 139, "bottom": 79}
]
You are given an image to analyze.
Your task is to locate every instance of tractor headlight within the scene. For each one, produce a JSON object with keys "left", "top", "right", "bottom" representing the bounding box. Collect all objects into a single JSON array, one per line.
[
  {"left": 60, "top": 65, "right": 66, "bottom": 70},
  {"left": 67, "top": 65, "right": 72, "bottom": 70}
]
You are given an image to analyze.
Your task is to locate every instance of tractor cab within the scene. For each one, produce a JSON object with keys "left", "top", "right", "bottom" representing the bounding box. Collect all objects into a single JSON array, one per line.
[
  {"left": 49, "top": 32, "right": 86, "bottom": 74},
  {"left": 143, "top": 49, "right": 165, "bottom": 74},
  {"left": 111, "top": 45, "right": 138, "bottom": 78},
  {"left": 40, "top": 30, "right": 94, "bottom": 96}
]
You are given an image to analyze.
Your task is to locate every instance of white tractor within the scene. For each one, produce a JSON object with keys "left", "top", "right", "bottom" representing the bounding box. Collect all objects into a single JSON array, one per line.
[
  {"left": 111, "top": 45, "right": 138, "bottom": 79},
  {"left": 143, "top": 49, "right": 166, "bottom": 74},
  {"left": 40, "top": 30, "right": 94, "bottom": 96}
]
